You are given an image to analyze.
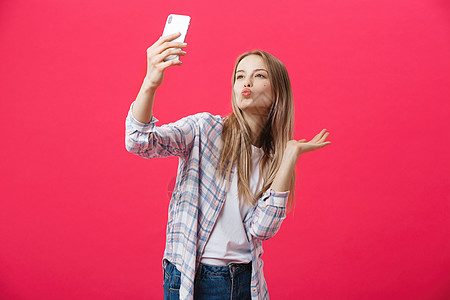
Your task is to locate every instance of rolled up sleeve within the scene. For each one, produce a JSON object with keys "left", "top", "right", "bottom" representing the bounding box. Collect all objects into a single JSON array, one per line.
[
  {"left": 247, "top": 188, "right": 290, "bottom": 241},
  {"left": 125, "top": 102, "right": 198, "bottom": 159}
]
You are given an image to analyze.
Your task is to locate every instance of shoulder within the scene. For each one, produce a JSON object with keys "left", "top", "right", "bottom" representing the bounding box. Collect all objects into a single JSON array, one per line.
[
  {"left": 193, "top": 112, "right": 225, "bottom": 122},
  {"left": 189, "top": 112, "right": 225, "bottom": 128}
]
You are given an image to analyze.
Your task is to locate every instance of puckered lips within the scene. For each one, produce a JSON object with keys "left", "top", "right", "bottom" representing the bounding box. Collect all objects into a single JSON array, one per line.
[{"left": 241, "top": 88, "right": 252, "bottom": 97}]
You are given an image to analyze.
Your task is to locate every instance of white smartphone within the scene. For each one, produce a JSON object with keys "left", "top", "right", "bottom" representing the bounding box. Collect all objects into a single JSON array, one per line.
[{"left": 162, "top": 14, "right": 191, "bottom": 61}]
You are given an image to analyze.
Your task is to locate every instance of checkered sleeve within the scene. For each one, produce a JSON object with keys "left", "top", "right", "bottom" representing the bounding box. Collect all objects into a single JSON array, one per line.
[
  {"left": 125, "top": 101, "right": 200, "bottom": 159},
  {"left": 248, "top": 188, "right": 290, "bottom": 241}
]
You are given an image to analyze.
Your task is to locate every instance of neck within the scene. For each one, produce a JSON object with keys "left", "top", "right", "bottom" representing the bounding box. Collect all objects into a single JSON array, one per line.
[{"left": 242, "top": 111, "right": 267, "bottom": 148}]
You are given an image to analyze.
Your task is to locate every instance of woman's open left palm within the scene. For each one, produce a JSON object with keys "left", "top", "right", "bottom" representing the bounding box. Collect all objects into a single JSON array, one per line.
[{"left": 287, "top": 129, "right": 332, "bottom": 156}]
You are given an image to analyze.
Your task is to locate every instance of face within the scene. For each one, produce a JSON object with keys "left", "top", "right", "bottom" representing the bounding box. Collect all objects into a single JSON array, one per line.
[{"left": 233, "top": 55, "right": 273, "bottom": 118}]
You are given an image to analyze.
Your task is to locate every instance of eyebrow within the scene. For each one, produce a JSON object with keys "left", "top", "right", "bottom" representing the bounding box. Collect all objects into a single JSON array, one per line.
[{"left": 236, "top": 68, "right": 268, "bottom": 73}]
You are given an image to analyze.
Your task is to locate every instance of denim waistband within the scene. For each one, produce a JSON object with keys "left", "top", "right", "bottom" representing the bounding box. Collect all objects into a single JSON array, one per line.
[{"left": 196, "top": 261, "right": 252, "bottom": 277}]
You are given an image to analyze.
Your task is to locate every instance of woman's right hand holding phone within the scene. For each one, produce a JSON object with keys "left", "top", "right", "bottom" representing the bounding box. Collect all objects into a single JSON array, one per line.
[
  {"left": 131, "top": 32, "right": 186, "bottom": 123},
  {"left": 144, "top": 32, "right": 187, "bottom": 89}
]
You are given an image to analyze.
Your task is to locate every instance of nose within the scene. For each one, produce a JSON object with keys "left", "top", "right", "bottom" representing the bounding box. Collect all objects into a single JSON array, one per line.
[{"left": 243, "top": 77, "right": 252, "bottom": 87}]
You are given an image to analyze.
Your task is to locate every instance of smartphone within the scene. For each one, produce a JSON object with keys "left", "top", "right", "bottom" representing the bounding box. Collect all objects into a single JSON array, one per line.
[{"left": 162, "top": 14, "right": 191, "bottom": 61}]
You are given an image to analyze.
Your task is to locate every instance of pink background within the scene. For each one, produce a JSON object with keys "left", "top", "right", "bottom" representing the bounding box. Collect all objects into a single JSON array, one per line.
[{"left": 1, "top": 0, "right": 450, "bottom": 299}]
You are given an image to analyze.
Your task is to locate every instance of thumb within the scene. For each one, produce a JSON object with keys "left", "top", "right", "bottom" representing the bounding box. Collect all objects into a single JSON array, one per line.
[{"left": 298, "top": 139, "right": 307, "bottom": 143}]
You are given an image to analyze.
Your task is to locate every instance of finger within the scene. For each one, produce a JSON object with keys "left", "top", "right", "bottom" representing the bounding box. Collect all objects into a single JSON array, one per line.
[
  {"left": 156, "top": 42, "right": 188, "bottom": 56},
  {"left": 318, "top": 129, "right": 327, "bottom": 139},
  {"left": 154, "top": 32, "right": 182, "bottom": 47},
  {"left": 153, "top": 48, "right": 186, "bottom": 64},
  {"left": 158, "top": 58, "right": 183, "bottom": 71},
  {"left": 311, "top": 129, "right": 328, "bottom": 143},
  {"left": 148, "top": 33, "right": 184, "bottom": 55},
  {"left": 147, "top": 33, "right": 181, "bottom": 53},
  {"left": 309, "top": 142, "right": 331, "bottom": 151},
  {"left": 318, "top": 132, "right": 330, "bottom": 143},
  {"left": 150, "top": 48, "right": 185, "bottom": 65},
  {"left": 148, "top": 41, "right": 187, "bottom": 59}
]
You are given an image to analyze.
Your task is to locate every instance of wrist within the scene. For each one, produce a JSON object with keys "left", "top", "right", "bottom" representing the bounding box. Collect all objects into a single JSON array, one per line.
[
  {"left": 271, "top": 150, "right": 297, "bottom": 192},
  {"left": 284, "top": 145, "right": 302, "bottom": 161},
  {"left": 280, "top": 151, "right": 298, "bottom": 174},
  {"left": 142, "top": 78, "right": 159, "bottom": 93}
]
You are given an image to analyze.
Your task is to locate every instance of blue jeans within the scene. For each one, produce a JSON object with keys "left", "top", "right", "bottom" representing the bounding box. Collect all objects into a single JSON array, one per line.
[{"left": 163, "top": 260, "right": 252, "bottom": 300}]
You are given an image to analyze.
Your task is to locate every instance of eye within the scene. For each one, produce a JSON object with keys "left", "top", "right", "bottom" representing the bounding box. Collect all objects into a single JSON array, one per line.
[
  {"left": 236, "top": 75, "right": 244, "bottom": 80},
  {"left": 256, "top": 74, "right": 266, "bottom": 78}
]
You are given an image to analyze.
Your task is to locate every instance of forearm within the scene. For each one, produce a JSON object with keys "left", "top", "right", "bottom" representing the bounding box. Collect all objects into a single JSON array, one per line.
[
  {"left": 132, "top": 78, "right": 157, "bottom": 124},
  {"left": 247, "top": 148, "right": 296, "bottom": 240},
  {"left": 248, "top": 189, "right": 289, "bottom": 240},
  {"left": 270, "top": 147, "right": 298, "bottom": 192}
]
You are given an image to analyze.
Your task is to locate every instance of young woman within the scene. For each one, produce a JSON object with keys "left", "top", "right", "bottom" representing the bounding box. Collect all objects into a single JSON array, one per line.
[{"left": 125, "top": 32, "right": 331, "bottom": 300}]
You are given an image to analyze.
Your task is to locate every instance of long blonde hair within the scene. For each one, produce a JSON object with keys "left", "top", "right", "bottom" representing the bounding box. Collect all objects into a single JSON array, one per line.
[{"left": 215, "top": 50, "right": 296, "bottom": 212}]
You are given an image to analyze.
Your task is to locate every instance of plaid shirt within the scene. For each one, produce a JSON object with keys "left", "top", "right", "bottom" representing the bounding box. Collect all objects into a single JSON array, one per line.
[{"left": 125, "top": 102, "right": 290, "bottom": 300}]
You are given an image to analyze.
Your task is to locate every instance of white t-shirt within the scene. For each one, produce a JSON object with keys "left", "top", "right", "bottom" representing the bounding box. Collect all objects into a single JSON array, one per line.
[{"left": 201, "top": 145, "right": 265, "bottom": 266}]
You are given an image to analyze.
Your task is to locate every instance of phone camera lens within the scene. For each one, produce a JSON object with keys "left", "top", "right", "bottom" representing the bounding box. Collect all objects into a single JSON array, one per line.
[{"left": 168, "top": 15, "right": 172, "bottom": 24}]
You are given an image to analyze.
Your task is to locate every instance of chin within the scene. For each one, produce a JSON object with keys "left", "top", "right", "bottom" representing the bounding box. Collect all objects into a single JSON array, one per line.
[
  {"left": 238, "top": 99, "right": 252, "bottom": 106},
  {"left": 237, "top": 104, "right": 251, "bottom": 111}
]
